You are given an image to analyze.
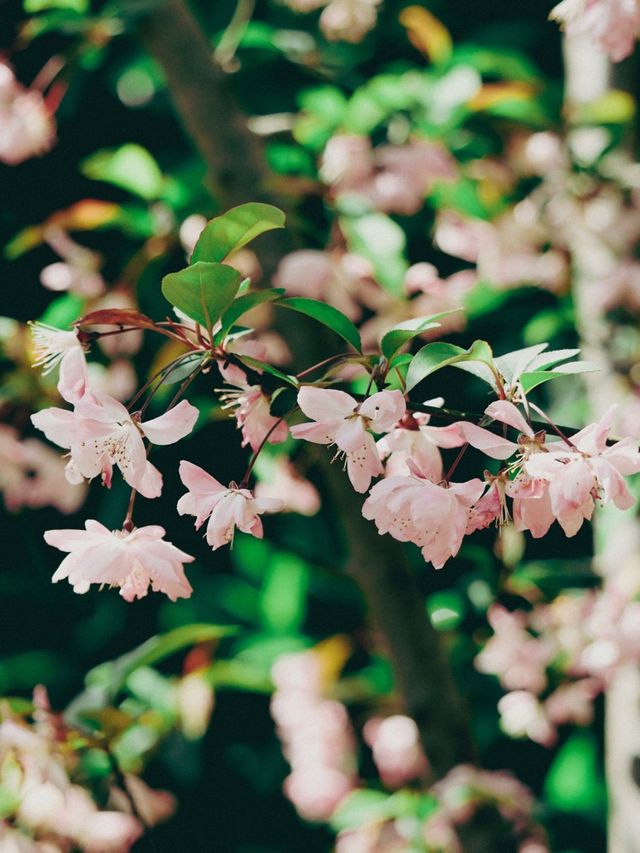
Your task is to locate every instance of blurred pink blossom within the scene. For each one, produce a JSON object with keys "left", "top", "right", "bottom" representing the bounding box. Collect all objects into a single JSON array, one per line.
[{"left": 0, "top": 61, "right": 55, "bottom": 164}]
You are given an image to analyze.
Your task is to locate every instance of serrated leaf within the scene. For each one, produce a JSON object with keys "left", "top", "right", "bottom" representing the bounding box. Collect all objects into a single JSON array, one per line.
[
  {"left": 526, "top": 348, "right": 581, "bottom": 372},
  {"left": 277, "top": 297, "right": 362, "bottom": 352},
  {"left": 81, "top": 144, "right": 164, "bottom": 200},
  {"left": 161, "top": 262, "right": 242, "bottom": 334},
  {"left": 191, "top": 203, "right": 285, "bottom": 264},
  {"left": 406, "top": 340, "right": 494, "bottom": 392},
  {"left": 380, "top": 310, "right": 461, "bottom": 360},
  {"left": 214, "top": 289, "right": 285, "bottom": 344}
]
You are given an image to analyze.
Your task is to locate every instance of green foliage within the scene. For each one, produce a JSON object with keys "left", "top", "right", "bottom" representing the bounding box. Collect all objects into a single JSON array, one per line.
[
  {"left": 191, "top": 203, "right": 285, "bottom": 264},
  {"left": 277, "top": 296, "right": 363, "bottom": 352},
  {"left": 81, "top": 144, "right": 165, "bottom": 200},
  {"left": 161, "top": 262, "right": 242, "bottom": 333}
]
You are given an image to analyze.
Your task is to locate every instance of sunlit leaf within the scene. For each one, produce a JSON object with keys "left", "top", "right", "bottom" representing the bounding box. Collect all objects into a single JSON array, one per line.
[
  {"left": 380, "top": 310, "right": 462, "bottom": 360},
  {"left": 161, "top": 262, "right": 242, "bottom": 333},
  {"left": 191, "top": 203, "right": 285, "bottom": 264},
  {"left": 341, "top": 214, "right": 407, "bottom": 296},
  {"left": 406, "top": 340, "right": 495, "bottom": 392},
  {"left": 81, "top": 144, "right": 164, "bottom": 200}
]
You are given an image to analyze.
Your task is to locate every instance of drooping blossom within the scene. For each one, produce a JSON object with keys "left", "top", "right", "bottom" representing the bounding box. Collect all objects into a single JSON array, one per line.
[
  {"left": 44, "top": 520, "right": 194, "bottom": 601},
  {"left": 362, "top": 715, "right": 428, "bottom": 788},
  {"left": 291, "top": 387, "right": 406, "bottom": 492},
  {"left": 362, "top": 463, "right": 485, "bottom": 568},
  {"left": 521, "top": 405, "right": 640, "bottom": 537},
  {"left": 550, "top": 0, "right": 640, "bottom": 62},
  {"left": 218, "top": 340, "right": 289, "bottom": 451},
  {"left": 30, "top": 322, "right": 86, "bottom": 376},
  {"left": 39, "top": 227, "right": 105, "bottom": 297},
  {"left": 0, "top": 61, "right": 55, "bottom": 165},
  {"left": 32, "top": 377, "right": 199, "bottom": 498},
  {"left": 177, "top": 460, "right": 282, "bottom": 549},
  {"left": 377, "top": 408, "right": 464, "bottom": 480},
  {"left": 270, "top": 651, "right": 358, "bottom": 822}
]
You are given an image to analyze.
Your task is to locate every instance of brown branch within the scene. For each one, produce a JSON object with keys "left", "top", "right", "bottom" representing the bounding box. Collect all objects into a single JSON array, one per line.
[{"left": 139, "top": 0, "right": 476, "bottom": 778}]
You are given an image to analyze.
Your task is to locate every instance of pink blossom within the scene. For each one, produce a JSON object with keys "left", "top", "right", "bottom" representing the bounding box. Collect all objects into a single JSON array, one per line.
[
  {"left": 507, "top": 473, "right": 556, "bottom": 539},
  {"left": 377, "top": 411, "right": 464, "bottom": 480},
  {"left": 221, "top": 384, "right": 289, "bottom": 452},
  {"left": 40, "top": 227, "right": 105, "bottom": 298},
  {"left": 274, "top": 249, "right": 375, "bottom": 321},
  {"left": 362, "top": 465, "right": 484, "bottom": 568},
  {"left": 475, "top": 605, "right": 554, "bottom": 693},
  {"left": 32, "top": 388, "right": 199, "bottom": 499},
  {"left": 291, "top": 387, "right": 406, "bottom": 492},
  {"left": 498, "top": 691, "right": 556, "bottom": 746},
  {"left": 522, "top": 406, "right": 640, "bottom": 536},
  {"left": 0, "top": 426, "right": 86, "bottom": 514},
  {"left": 0, "top": 62, "right": 55, "bottom": 165},
  {"left": 44, "top": 520, "right": 194, "bottom": 601},
  {"left": 319, "top": 0, "right": 381, "bottom": 43},
  {"left": 254, "top": 456, "right": 321, "bottom": 515},
  {"left": 551, "top": 0, "right": 640, "bottom": 62},
  {"left": 177, "top": 460, "right": 282, "bottom": 549},
  {"left": 363, "top": 715, "right": 428, "bottom": 788}
]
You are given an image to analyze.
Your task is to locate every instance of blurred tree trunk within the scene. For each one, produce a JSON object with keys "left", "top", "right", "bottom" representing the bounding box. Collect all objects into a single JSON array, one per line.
[
  {"left": 139, "top": 0, "right": 476, "bottom": 781},
  {"left": 564, "top": 31, "right": 640, "bottom": 853}
]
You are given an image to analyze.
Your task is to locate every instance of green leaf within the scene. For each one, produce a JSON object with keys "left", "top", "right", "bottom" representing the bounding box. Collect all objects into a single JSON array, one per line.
[
  {"left": 214, "top": 289, "right": 285, "bottom": 344},
  {"left": 380, "top": 310, "right": 461, "bottom": 360},
  {"left": 191, "top": 203, "right": 285, "bottom": 264},
  {"left": 236, "top": 354, "right": 299, "bottom": 387},
  {"left": 81, "top": 144, "right": 164, "bottom": 201},
  {"left": 161, "top": 262, "right": 242, "bottom": 333},
  {"left": 520, "top": 362, "right": 597, "bottom": 393},
  {"left": 406, "top": 340, "right": 494, "bottom": 392},
  {"left": 24, "top": 0, "right": 88, "bottom": 10},
  {"left": 331, "top": 789, "right": 421, "bottom": 832},
  {"left": 38, "top": 293, "right": 86, "bottom": 328},
  {"left": 277, "top": 297, "right": 362, "bottom": 352},
  {"left": 544, "top": 731, "right": 606, "bottom": 815},
  {"left": 84, "top": 624, "right": 238, "bottom": 699},
  {"left": 341, "top": 214, "right": 408, "bottom": 296}
]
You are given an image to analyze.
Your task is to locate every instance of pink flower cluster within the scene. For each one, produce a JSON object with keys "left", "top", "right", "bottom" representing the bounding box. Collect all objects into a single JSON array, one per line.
[
  {"left": 320, "top": 135, "right": 457, "bottom": 216},
  {"left": 0, "top": 697, "right": 174, "bottom": 852},
  {"left": 270, "top": 651, "right": 358, "bottom": 822},
  {"left": 477, "top": 566, "right": 640, "bottom": 745},
  {"left": 0, "top": 62, "right": 55, "bottom": 165},
  {"left": 292, "top": 388, "right": 640, "bottom": 569}
]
